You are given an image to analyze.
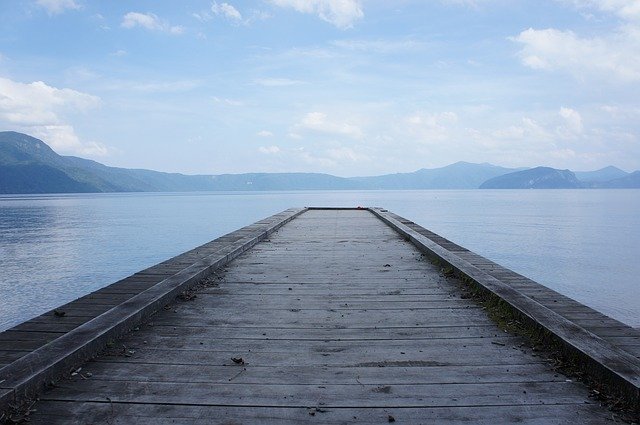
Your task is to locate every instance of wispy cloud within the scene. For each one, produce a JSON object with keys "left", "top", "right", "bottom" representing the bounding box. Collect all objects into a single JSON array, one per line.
[
  {"left": 35, "top": 0, "right": 81, "bottom": 15},
  {"left": 214, "top": 96, "right": 244, "bottom": 106},
  {"left": 405, "top": 111, "right": 458, "bottom": 143},
  {"left": 296, "top": 112, "right": 363, "bottom": 139},
  {"left": 257, "top": 130, "right": 274, "bottom": 137},
  {"left": 259, "top": 145, "right": 280, "bottom": 154},
  {"left": 559, "top": 107, "right": 583, "bottom": 136},
  {"left": 211, "top": 1, "right": 242, "bottom": 21},
  {"left": 270, "top": 0, "right": 363, "bottom": 29},
  {"left": 121, "top": 12, "right": 184, "bottom": 35},
  {"left": 326, "top": 146, "right": 369, "bottom": 162},
  {"left": 557, "top": 0, "right": 640, "bottom": 22},
  {"left": 512, "top": 26, "right": 640, "bottom": 82},
  {"left": 194, "top": 3, "right": 270, "bottom": 26}
]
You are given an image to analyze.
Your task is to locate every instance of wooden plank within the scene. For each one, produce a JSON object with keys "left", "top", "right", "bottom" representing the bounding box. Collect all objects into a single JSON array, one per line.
[
  {"left": 147, "top": 309, "right": 496, "bottom": 328},
  {"left": 40, "top": 379, "right": 594, "bottom": 408},
  {"left": 63, "top": 363, "right": 561, "bottom": 385},
  {"left": 135, "top": 324, "right": 500, "bottom": 340},
  {"left": 0, "top": 330, "right": 65, "bottom": 342},
  {"left": 27, "top": 402, "right": 615, "bottom": 425},
  {"left": 91, "top": 347, "right": 542, "bottom": 368}
]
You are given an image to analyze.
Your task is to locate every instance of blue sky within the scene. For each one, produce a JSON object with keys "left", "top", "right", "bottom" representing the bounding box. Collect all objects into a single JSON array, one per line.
[{"left": 0, "top": 0, "right": 639, "bottom": 176}]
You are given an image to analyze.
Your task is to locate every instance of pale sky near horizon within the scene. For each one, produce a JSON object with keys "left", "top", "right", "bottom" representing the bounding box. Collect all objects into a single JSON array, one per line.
[{"left": 0, "top": 0, "right": 639, "bottom": 176}]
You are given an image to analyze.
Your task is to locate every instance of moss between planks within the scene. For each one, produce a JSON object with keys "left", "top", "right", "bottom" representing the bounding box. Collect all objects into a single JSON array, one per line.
[{"left": 429, "top": 255, "right": 639, "bottom": 424}]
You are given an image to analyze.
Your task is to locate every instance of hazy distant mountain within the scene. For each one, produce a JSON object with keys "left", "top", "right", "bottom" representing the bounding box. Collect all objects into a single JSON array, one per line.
[
  {"left": 0, "top": 163, "right": 97, "bottom": 194},
  {"left": 0, "top": 132, "right": 110, "bottom": 193},
  {"left": 596, "top": 171, "right": 640, "bottom": 188},
  {"left": 479, "top": 167, "right": 582, "bottom": 189},
  {"left": 1, "top": 131, "right": 637, "bottom": 193},
  {"left": 351, "top": 162, "right": 521, "bottom": 189},
  {"left": 574, "top": 166, "right": 628, "bottom": 183},
  {"left": 0, "top": 131, "right": 355, "bottom": 193}
]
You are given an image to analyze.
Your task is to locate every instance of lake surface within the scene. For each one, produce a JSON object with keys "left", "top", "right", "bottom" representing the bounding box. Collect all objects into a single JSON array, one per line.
[{"left": 0, "top": 190, "right": 638, "bottom": 330}]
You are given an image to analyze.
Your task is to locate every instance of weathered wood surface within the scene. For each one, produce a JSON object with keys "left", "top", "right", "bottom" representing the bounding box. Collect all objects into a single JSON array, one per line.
[
  {"left": 26, "top": 209, "right": 618, "bottom": 423},
  {"left": 371, "top": 208, "right": 640, "bottom": 409},
  {"left": 0, "top": 208, "right": 304, "bottom": 412},
  {"left": 377, "top": 209, "right": 640, "bottom": 357}
]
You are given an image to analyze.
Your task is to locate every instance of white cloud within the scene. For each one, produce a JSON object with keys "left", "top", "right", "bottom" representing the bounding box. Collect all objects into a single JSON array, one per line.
[
  {"left": 110, "top": 49, "right": 127, "bottom": 57},
  {"left": 0, "top": 77, "right": 108, "bottom": 156},
  {"left": 246, "top": 9, "right": 273, "bottom": 23},
  {"left": 121, "top": 12, "right": 183, "bottom": 35},
  {"left": 122, "top": 12, "right": 161, "bottom": 30},
  {"left": 270, "top": 0, "right": 363, "bottom": 29},
  {"left": 405, "top": 111, "right": 458, "bottom": 143},
  {"left": 32, "top": 125, "right": 109, "bottom": 156},
  {"left": 169, "top": 26, "right": 185, "bottom": 35},
  {"left": 326, "top": 146, "right": 368, "bottom": 162},
  {"left": 212, "top": 2, "right": 242, "bottom": 21},
  {"left": 35, "top": 0, "right": 80, "bottom": 15},
  {"left": 558, "top": 0, "right": 640, "bottom": 21},
  {"left": 513, "top": 0, "right": 640, "bottom": 83},
  {"left": 213, "top": 96, "right": 244, "bottom": 106},
  {"left": 512, "top": 27, "right": 640, "bottom": 82},
  {"left": 559, "top": 107, "right": 584, "bottom": 135},
  {"left": 297, "top": 112, "right": 363, "bottom": 139},
  {"left": 257, "top": 130, "right": 274, "bottom": 137},
  {"left": 0, "top": 78, "right": 98, "bottom": 124},
  {"left": 600, "top": 104, "right": 640, "bottom": 119},
  {"left": 295, "top": 148, "right": 337, "bottom": 168},
  {"left": 259, "top": 145, "right": 280, "bottom": 154},
  {"left": 489, "top": 117, "right": 553, "bottom": 143},
  {"left": 192, "top": 12, "right": 209, "bottom": 22}
]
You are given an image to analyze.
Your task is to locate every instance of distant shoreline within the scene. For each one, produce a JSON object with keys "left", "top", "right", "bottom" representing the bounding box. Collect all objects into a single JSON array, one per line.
[{"left": 1, "top": 131, "right": 638, "bottom": 194}]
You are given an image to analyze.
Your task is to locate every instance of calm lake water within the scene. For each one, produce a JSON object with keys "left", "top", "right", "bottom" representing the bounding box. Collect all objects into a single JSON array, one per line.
[{"left": 0, "top": 190, "right": 638, "bottom": 330}]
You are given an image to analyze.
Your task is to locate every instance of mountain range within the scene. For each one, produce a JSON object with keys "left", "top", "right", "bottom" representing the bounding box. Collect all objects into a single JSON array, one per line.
[{"left": 0, "top": 131, "right": 637, "bottom": 194}]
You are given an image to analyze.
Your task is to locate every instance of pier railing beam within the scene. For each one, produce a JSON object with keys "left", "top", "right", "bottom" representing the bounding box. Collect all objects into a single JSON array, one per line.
[
  {"left": 369, "top": 206, "right": 640, "bottom": 412},
  {"left": 0, "top": 207, "right": 307, "bottom": 416}
]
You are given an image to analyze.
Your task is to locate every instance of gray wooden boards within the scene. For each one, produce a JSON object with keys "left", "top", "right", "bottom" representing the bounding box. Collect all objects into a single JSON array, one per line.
[
  {"left": 369, "top": 207, "right": 640, "bottom": 411},
  {"left": 27, "top": 209, "right": 617, "bottom": 423},
  {"left": 0, "top": 207, "right": 305, "bottom": 417}
]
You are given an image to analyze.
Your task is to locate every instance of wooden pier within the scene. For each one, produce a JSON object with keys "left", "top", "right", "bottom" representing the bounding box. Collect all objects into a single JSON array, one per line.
[{"left": 0, "top": 208, "right": 638, "bottom": 423}]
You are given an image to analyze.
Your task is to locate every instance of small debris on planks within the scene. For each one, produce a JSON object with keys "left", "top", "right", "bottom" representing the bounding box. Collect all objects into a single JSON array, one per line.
[
  {"left": 53, "top": 310, "right": 66, "bottom": 317},
  {"left": 491, "top": 341, "right": 506, "bottom": 346},
  {"left": 388, "top": 414, "right": 396, "bottom": 422},
  {"left": 231, "top": 357, "right": 245, "bottom": 365},
  {"left": 383, "top": 264, "right": 391, "bottom": 267},
  {"left": 177, "top": 291, "right": 197, "bottom": 301}
]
